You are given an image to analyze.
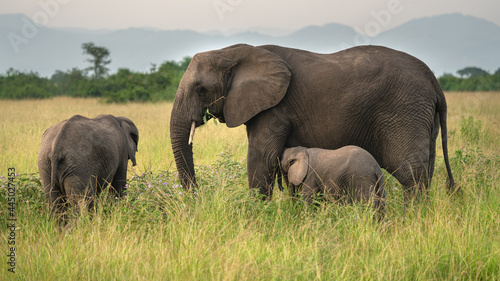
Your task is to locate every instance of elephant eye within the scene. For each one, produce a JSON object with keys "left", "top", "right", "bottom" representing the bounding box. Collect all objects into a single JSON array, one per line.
[
  {"left": 289, "top": 159, "right": 296, "bottom": 166},
  {"left": 196, "top": 85, "right": 208, "bottom": 96}
]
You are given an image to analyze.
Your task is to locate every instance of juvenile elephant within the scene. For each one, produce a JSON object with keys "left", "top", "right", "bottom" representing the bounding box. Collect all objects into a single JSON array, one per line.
[
  {"left": 38, "top": 115, "right": 139, "bottom": 220},
  {"left": 170, "top": 44, "right": 455, "bottom": 201},
  {"left": 281, "top": 146, "right": 385, "bottom": 216}
]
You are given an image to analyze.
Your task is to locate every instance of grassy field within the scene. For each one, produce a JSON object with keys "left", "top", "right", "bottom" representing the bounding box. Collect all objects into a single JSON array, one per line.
[{"left": 1, "top": 92, "right": 499, "bottom": 280}]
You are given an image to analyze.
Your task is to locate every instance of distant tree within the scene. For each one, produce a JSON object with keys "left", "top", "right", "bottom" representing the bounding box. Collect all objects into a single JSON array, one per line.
[
  {"left": 179, "top": 56, "right": 192, "bottom": 71},
  {"left": 457, "top": 67, "right": 488, "bottom": 78},
  {"left": 495, "top": 68, "right": 500, "bottom": 76},
  {"left": 82, "top": 42, "right": 111, "bottom": 80},
  {"left": 149, "top": 63, "right": 157, "bottom": 73}
]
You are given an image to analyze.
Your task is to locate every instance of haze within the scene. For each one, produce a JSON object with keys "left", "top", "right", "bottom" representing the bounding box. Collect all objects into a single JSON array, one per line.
[{"left": 1, "top": 0, "right": 499, "bottom": 34}]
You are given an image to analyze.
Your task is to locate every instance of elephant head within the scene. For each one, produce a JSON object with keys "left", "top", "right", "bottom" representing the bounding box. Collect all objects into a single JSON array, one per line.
[
  {"left": 117, "top": 116, "right": 139, "bottom": 166},
  {"left": 170, "top": 44, "right": 292, "bottom": 189},
  {"left": 281, "top": 147, "right": 310, "bottom": 186}
]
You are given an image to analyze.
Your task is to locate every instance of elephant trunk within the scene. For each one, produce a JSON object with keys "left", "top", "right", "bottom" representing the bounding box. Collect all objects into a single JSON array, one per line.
[{"left": 170, "top": 101, "right": 197, "bottom": 190}]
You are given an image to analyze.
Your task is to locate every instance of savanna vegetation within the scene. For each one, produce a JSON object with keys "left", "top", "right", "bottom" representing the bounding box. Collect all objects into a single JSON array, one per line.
[
  {"left": 0, "top": 92, "right": 499, "bottom": 280},
  {"left": 438, "top": 67, "right": 500, "bottom": 91},
  {"left": 0, "top": 43, "right": 191, "bottom": 102},
  {"left": 0, "top": 59, "right": 189, "bottom": 103},
  {"left": 3, "top": 64, "right": 500, "bottom": 102}
]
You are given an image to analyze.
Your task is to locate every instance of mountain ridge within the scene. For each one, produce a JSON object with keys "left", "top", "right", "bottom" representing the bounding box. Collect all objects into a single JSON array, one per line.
[{"left": 1, "top": 13, "right": 499, "bottom": 77}]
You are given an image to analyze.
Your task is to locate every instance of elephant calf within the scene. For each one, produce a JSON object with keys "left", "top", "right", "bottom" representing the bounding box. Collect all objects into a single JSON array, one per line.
[
  {"left": 38, "top": 114, "right": 139, "bottom": 222},
  {"left": 280, "top": 146, "right": 385, "bottom": 218}
]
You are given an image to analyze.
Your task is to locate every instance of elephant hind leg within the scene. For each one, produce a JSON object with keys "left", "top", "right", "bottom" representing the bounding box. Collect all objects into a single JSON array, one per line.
[
  {"left": 380, "top": 132, "right": 433, "bottom": 202},
  {"left": 390, "top": 161, "right": 432, "bottom": 203},
  {"left": 40, "top": 167, "right": 68, "bottom": 226},
  {"left": 49, "top": 189, "right": 68, "bottom": 227},
  {"left": 63, "top": 175, "right": 99, "bottom": 212}
]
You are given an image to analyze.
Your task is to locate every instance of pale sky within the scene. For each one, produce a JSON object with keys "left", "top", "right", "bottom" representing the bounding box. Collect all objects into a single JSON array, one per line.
[{"left": 1, "top": 0, "right": 499, "bottom": 33}]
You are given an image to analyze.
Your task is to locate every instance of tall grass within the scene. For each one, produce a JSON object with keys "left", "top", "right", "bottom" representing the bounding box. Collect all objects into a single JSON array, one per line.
[
  {"left": 0, "top": 97, "right": 247, "bottom": 173},
  {"left": 1, "top": 93, "right": 499, "bottom": 280}
]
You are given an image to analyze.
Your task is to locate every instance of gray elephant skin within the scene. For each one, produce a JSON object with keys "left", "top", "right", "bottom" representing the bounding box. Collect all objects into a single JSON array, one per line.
[
  {"left": 280, "top": 146, "right": 385, "bottom": 217},
  {"left": 170, "top": 44, "right": 455, "bottom": 200},
  {"left": 38, "top": 114, "right": 139, "bottom": 218}
]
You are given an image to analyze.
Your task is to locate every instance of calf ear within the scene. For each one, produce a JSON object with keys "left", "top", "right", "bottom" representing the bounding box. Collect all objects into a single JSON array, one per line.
[
  {"left": 288, "top": 148, "right": 309, "bottom": 186},
  {"left": 117, "top": 117, "right": 139, "bottom": 166}
]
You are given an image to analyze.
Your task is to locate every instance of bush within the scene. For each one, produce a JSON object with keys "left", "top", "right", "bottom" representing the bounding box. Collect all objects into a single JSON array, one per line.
[
  {"left": 438, "top": 71, "right": 500, "bottom": 91},
  {"left": 0, "top": 69, "right": 53, "bottom": 99},
  {"left": 0, "top": 57, "right": 191, "bottom": 102}
]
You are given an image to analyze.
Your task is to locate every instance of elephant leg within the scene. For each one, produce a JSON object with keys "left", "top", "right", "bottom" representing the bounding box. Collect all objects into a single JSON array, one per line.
[
  {"left": 111, "top": 165, "right": 128, "bottom": 197},
  {"left": 289, "top": 183, "right": 297, "bottom": 198},
  {"left": 48, "top": 187, "right": 67, "bottom": 221},
  {"left": 389, "top": 156, "right": 432, "bottom": 203},
  {"left": 350, "top": 179, "right": 372, "bottom": 203},
  {"left": 352, "top": 177, "right": 386, "bottom": 222},
  {"left": 64, "top": 174, "right": 98, "bottom": 211},
  {"left": 39, "top": 165, "right": 67, "bottom": 224},
  {"left": 379, "top": 125, "right": 434, "bottom": 202},
  {"left": 246, "top": 111, "right": 290, "bottom": 200},
  {"left": 49, "top": 190, "right": 67, "bottom": 226},
  {"left": 374, "top": 180, "right": 386, "bottom": 222},
  {"left": 39, "top": 166, "right": 60, "bottom": 210},
  {"left": 323, "top": 179, "right": 339, "bottom": 203},
  {"left": 301, "top": 176, "right": 318, "bottom": 203},
  {"left": 247, "top": 148, "right": 281, "bottom": 199}
]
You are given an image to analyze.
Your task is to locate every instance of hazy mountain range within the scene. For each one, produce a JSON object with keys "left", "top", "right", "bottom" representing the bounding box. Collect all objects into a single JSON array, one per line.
[{"left": 1, "top": 13, "right": 499, "bottom": 77}]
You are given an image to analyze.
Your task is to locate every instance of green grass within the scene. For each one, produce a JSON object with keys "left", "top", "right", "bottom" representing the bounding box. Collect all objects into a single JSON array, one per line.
[{"left": 1, "top": 93, "right": 499, "bottom": 280}]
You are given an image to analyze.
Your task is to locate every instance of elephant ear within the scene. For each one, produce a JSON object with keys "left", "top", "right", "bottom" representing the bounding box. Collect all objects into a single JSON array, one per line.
[
  {"left": 288, "top": 147, "right": 309, "bottom": 186},
  {"left": 117, "top": 117, "right": 139, "bottom": 166},
  {"left": 219, "top": 44, "right": 292, "bottom": 128}
]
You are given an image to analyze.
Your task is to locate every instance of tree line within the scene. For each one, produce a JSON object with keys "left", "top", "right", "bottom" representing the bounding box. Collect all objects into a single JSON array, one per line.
[
  {"left": 437, "top": 67, "right": 500, "bottom": 92},
  {"left": 0, "top": 42, "right": 191, "bottom": 102},
  {"left": 1, "top": 43, "right": 499, "bottom": 102}
]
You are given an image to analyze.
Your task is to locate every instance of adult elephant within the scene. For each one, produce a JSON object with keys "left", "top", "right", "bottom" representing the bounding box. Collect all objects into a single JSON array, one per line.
[
  {"left": 170, "top": 44, "right": 455, "bottom": 200},
  {"left": 38, "top": 114, "right": 139, "bottom": 221}
]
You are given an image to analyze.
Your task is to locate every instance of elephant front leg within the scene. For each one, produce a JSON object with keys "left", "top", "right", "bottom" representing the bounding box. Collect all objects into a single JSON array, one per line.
[
  {"left": 246, "top": 113, "right": 290, "bottom": 200},
  {"left": 111, "top": 165, "right": 128, "bottom": 197},
  {"left": 247, "top": 150, "right": 280, "bottom": 200}
]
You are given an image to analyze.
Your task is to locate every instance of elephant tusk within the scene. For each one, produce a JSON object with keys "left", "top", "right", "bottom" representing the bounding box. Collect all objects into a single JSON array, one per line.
[{"left": 188, "top": 121, "right": 196, "bottom": 145}]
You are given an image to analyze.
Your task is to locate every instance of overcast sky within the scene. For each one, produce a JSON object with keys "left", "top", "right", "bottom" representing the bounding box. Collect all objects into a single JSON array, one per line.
[{"left": 1, "top": 0, "right": 499, "bottom": 33}]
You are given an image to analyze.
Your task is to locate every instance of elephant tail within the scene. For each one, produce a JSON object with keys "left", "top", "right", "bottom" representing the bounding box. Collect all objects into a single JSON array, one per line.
[{"left": 437, "top": 96, "right": 457, "bottom": 193}]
